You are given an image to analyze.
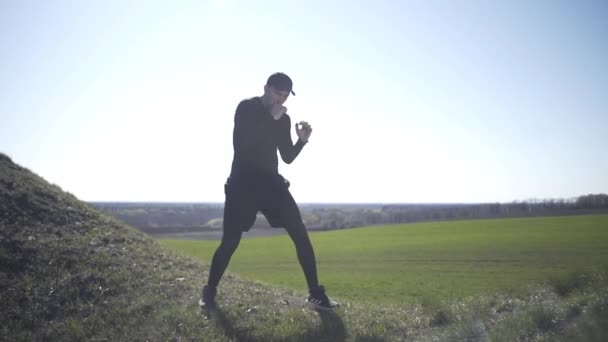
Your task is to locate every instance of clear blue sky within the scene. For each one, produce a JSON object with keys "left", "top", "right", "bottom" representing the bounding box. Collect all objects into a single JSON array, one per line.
[{"left": 1, "top": 0, "right": 607, "bottom": 203}]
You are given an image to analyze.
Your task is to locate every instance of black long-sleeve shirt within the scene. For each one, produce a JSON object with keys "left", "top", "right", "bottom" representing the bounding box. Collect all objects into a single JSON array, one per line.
[{"left": 229, "top": 97, "right": 306, "bottom": 181}]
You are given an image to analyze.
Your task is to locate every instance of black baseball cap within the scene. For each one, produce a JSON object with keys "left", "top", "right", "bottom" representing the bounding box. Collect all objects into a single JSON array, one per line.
[{"left": 266, "top": 72, "right": 296, "bottom": 96}]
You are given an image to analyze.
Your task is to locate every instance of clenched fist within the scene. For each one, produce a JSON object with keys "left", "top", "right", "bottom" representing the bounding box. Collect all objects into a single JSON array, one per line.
[
  {"left": 296, "top": 121, "right": 312, "bottom": 143},
  {"left": 269, "top": 104, "right": 287, "bottom": 120}
]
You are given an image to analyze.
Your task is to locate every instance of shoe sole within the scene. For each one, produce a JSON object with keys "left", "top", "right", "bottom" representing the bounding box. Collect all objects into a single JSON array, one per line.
[
  {"left": 306, "top": 301, "right": 337, "bottom": 311},
  {"left": 199, "top": 299, "right": 216, "bottom": 309}
]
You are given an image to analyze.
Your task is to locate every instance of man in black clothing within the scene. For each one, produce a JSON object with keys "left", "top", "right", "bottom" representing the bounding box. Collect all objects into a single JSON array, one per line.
[{"left": 200, "top": 72, "right": 338, "bottom": 311}]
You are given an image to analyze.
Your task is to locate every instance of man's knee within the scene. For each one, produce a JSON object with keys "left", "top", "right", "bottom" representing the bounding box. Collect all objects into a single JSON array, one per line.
[
  {"left": 218, "top": 231, "right": 242, "bottom": 253},
  {"left": 286, "top": 221, "right": 310, "bottom": 242}
]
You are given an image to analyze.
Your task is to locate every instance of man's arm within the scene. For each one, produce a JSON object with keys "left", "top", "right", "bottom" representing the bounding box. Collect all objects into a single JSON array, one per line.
[
  {"left": 233, "top": 100, "right": 274, "bottom": 176},
  {"left": 278, "top": 115, "right": 306, "bottom": 164},
  {"left": 233, "top": 100, "right": 265, "bottom": 156}
]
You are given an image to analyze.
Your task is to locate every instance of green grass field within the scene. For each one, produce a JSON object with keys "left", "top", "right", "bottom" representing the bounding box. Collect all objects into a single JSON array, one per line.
[{"left": 162, "top": 214, "right": 608, "bottom": 305}]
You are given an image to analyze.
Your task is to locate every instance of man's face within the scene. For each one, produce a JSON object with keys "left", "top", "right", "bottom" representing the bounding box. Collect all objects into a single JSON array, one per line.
[{"left": 265, "top": 85, "right": 290, "bottom": 105}]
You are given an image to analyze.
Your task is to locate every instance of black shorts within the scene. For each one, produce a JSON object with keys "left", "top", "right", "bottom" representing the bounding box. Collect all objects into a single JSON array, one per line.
[{"left": 223, "top": 175, "right": 303, "bottom": 232}]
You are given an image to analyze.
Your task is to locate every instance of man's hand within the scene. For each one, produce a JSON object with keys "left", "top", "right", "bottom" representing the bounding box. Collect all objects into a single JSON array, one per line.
[
  {"left": 296, "top": 121, "right": 312, "bottom": 143},
  {"left": 269, "top": 104, "right": 287, "bottom": 120}
]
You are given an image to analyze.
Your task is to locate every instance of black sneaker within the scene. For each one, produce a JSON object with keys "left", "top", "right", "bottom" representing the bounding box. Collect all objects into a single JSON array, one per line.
[
  {"left": 306, "top": 285, "right": 339, "bottom": 311},
  {"left": 199, "top": 285, "right": 216, "bottom": 308}
]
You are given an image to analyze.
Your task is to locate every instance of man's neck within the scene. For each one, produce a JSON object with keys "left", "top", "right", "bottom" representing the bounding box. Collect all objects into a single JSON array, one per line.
[{"left": 259, "top": 95, "right": 271, "bottom": 109}]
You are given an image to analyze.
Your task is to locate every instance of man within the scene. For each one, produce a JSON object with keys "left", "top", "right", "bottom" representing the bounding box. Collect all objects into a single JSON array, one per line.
[{"left": 199, "top": 72, "right": 338, "bottom": 311}]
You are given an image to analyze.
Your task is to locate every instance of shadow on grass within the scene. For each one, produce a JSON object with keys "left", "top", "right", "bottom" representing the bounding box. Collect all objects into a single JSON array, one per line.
[
  {"left": 201, "top": 306, "right": 260, "bottom": 342},
  {"left": 201, "top": 306, "right": 355, "bottom": 342},
  {"left": 315, "top": 309, "right": 348, "bottom": 341},
  {"left": 312, "top": 310, "right": 388, "bottom": 342}
]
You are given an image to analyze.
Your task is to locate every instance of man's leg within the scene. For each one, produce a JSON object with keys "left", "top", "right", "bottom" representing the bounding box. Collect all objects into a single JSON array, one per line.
[
  {"left": 204, "top": 179, "right": 256, "bottom": 297},
  {"left": 207, "top": 228, "right": 243, "bottom": 288},
  {"left": 283, "top": 213, "right": 338, "bottom": 310},
  {"left": 285, "top": 221, "right": 319, "bottom": 291},
  {"left": 263, "top": 177, "right": 338, "bottom": 309},
  {"left": 263, "top": 179, "right": 319, "bottom": 291}
]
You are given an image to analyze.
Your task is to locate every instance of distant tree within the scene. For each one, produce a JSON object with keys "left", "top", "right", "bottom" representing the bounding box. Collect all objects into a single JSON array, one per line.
[{"left": 576, "top": 194, "right": 608, "bottom": 209}]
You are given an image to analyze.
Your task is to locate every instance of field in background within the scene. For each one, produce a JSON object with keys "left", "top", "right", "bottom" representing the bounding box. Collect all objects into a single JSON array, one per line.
[
  {"left": 162, "top": 214, "right": 608, "bottom": 305},
  {"left": 92, "top": 196, "right": 608, "bottom": 238}
]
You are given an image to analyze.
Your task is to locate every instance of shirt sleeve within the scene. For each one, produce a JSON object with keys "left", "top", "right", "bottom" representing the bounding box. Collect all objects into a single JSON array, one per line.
[
  {"left": 278, "top": 114, "right": 306, "bottom": 164},
  {"left": 233, "top": 100, "right": 265, "bottom": 161}
]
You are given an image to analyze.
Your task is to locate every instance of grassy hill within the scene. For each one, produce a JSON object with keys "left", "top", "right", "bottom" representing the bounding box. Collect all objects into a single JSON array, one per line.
[{"left": 1, "top": 152, "right": 608, "bottom": 341}]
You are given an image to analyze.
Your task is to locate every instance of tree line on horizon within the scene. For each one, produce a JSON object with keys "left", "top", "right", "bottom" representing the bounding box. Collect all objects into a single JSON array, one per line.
[{"left": 92, "top": 194, "right": 608, "bottom": 235}]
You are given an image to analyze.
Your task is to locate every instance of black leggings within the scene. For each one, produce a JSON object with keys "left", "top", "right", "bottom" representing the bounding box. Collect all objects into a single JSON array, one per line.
[{"left": 207, "top": 221, "right": 319, "bottom": 291}]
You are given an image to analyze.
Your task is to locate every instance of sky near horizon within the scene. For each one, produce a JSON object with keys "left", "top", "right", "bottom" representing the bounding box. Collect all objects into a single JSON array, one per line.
[{"left": 1, "top": 0, "right": 607, "bottom": 203}]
